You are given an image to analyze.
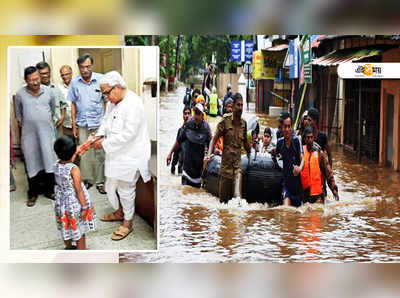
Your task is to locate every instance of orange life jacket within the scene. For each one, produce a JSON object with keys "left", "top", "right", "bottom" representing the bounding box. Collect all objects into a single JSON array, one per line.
[
  {"left": 301, "top": 145, "right": 323, "bottom": 196},
  {"left": 216, "top": 136, "right": 223, "bottom": 151}
]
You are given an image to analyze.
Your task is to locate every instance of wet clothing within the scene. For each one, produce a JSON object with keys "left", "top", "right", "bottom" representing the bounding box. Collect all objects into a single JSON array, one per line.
[
  {"left": 275, "top": 135, "right": 303, "bottom": 197},
  {"left": 301, "top": 145, "right": 323, "bottom": 196},
  {"left": 14, "top": 85, "right": 56, "bottom": 178},
  {"left": 219, "top": 176, "right": 234, "bottom": 204},
  {"left": 54, "top": 162, "right": 96, "bottom": 241},
  {"left": 171, "top": 125, "right": 186, "bottom": 173},
  {"left": 215, "top": 113, "right": 247, "bottom": 179},
  {"left": 315, "top": 131, "right": 328, "bottom": 152},
  {"left": 281, "top": 186, "right": 303, "bottom": 207},
  {"left": 178, "top": 119, "right": 212, "bottom": 187},
  {"left": 301, "top": 143, "right": 338, "bottom": 203}
]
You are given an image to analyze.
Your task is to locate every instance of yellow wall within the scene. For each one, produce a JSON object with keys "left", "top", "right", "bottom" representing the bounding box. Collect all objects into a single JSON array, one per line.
[
  {"left": 122, "top": 47, "right": 141, "bottom": 96},
  {"left": 50, "top": 48, "right": 80, "bottom": 85}
]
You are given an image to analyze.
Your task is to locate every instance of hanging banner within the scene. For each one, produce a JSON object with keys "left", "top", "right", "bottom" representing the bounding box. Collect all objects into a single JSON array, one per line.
[
  {"left": 244, "top": 40, "right": 254, "bottom": 62},
  {"left": 288, "top": 40, "right": 300, "bottom": 79},
  {"left": 231, "top": 41, "right": 241, "bottom": 62},
  {"left": 301, "top": 34, "right": 311, "bottom": 64},
  {"left": 252, "top": 50, "right": 285, "bottom": 80}
]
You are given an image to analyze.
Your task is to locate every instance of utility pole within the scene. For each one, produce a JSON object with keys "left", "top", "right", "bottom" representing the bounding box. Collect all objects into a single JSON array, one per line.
[
  {"left": 166, "top": 35, "right": 170, "bottom": 92},
  {"left": 174, "top": 35, "right": 181, "bottom": 82},
  {"left": 358, "top": 79, "right": 362, "bottom": 163}
]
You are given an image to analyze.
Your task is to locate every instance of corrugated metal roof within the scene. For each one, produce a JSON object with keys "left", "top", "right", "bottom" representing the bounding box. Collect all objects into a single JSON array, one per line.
[
  {"left": 311, "top": 48, "right": 383, "bottom": 66},
  {"left": 262, "top": 44, "right": 289, "bottom": 51}
]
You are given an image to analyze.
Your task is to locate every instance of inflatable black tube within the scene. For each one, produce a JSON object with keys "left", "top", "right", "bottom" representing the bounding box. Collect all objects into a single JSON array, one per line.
[{"left": 203, "top": 153, "right": 283, "bottom": 205}]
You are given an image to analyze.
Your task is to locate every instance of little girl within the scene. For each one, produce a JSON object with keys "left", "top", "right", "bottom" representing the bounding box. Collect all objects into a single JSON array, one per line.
[{"left": 53, "top": 135, "right": 96, "bottom": 250}]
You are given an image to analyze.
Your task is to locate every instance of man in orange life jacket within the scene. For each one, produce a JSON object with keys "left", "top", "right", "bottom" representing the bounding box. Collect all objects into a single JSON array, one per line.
[{"left": 301, "top": 126, "right": 339, "bottom": 203}]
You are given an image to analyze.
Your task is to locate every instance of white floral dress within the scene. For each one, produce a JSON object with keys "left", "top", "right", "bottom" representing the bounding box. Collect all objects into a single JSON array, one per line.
[{"left": 54, "top": 162, "right": 96, "bottom": 241}]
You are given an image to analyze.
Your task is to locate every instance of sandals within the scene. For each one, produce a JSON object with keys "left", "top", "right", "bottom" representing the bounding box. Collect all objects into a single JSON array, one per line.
[
  {"left": 100, "top": 211, "right": 124, "bottom": 222},
  {"left": 111, "top": 225, "right": 132, "bottom": 241},
  {"left": 96, "top": 184, "right": 107, "bottom": 194},
  {"left": 26, "top": 195, "right": 37, "bottom": 207},
  {"left": 44, "top": 192, "right": 55, "bottom": 200},
  {"left": 65, "top": 245, "right": 77, "bottom": 250},
  {"left": 84, "top": 181, "right": 93, "bottom": 190}
]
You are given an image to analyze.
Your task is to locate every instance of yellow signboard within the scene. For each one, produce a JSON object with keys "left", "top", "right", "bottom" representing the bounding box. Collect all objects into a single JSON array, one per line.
[{"left": 252, "top": 50, "right": 286, "bottom": 80}]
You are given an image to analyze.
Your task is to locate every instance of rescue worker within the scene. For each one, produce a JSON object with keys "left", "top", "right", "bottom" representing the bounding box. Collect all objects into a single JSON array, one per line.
[
  {"left": 209, "top": 86, "right": 219, "bottom": 117},
  {"left": 308, "top": 107, "right": 332, "bottom": 167},
  {"left": 214, "top": 98, "right": 233, "bottom": 156},
  {"left": 301, "top": 126, "right": 339, "bottom": 203},
  {"left": 193, "top": 95, "right": 207, "bottom": 120},
  {"left": 206, "top": 93, "right": 251, "bottom": 204}
]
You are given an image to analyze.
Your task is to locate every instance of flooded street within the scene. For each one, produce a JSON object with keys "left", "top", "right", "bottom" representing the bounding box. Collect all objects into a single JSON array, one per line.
[{"left": 122, "top": 87, "right": 400, "bottom": 262}]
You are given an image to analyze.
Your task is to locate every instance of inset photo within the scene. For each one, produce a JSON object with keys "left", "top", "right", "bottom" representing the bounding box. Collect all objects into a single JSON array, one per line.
[{"left": 9, "top": 46, "right": 158, "bottom": 251}]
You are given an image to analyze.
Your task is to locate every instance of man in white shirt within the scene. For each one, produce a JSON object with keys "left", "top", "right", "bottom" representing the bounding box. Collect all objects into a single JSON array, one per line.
[
  {"left": 92, "top": 71, "right": 151, "bottom": 241},
  {"left": 58, "top": 65, "right": 74, "bottom": 137}
]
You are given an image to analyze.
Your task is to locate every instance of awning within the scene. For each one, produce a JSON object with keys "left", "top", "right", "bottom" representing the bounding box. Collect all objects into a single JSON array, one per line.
[
  {"left": 311, "top": 35, "right": 326, "bottom": 48},
  {"left": 311, "top": 48, "right": 383, "bottom": 66},
  {"left": 262, "top": 44, "right": 289, "bottom": 51}
]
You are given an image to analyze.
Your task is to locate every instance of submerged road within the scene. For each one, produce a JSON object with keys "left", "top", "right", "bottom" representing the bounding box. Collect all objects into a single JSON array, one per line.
[{"left": 121, "top": 86, "right": 400, "bottom": 262}]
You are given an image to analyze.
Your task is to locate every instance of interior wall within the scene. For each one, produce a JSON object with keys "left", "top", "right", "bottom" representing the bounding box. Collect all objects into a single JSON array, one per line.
[
  {"left": 122, "top": 47, "right": 141, "bottom": 96},
  {"left": 50, "top": 48, "right": 79, "bottom": 85}
]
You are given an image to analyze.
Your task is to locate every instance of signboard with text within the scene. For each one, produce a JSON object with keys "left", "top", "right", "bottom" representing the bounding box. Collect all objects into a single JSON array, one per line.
[
  {"left": 244, "top": 40, "right": 254, "bottom": 62},
  {"left": 338, "top": 63, "right": 400, "bottom": 79},
  {"left": 231, "top": 41, "right": 241, "bottom": 62},
  {"left": 252, "top": 50, "right": 286, "bottom": 80}
]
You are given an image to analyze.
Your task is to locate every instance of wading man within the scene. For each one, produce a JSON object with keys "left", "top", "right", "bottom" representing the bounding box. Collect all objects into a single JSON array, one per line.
[
  {"left": 206, "top": 93, "right": 251, "bottom": 204},
  {"left": 301, "top": 126, "right": 339, "bottom": 203},
  {"left": 167, "top": 103, "right": 212, "bottom": 188},
  {"left": 271, "top": 112, "right": 304, "bottom": 207}
]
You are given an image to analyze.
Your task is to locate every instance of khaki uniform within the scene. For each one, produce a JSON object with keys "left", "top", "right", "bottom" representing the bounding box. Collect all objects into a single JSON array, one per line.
[{"left": 214, "top": 113, "right": 247, "bottom": 203}]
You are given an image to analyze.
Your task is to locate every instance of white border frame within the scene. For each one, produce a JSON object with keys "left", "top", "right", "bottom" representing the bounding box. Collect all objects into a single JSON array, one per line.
[{"left": 7, "top": 46, "right": 160, "bottom": 261}]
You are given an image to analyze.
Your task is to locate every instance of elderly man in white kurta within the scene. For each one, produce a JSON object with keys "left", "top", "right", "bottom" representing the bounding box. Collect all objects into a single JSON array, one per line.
[{"left": 92, "top": 71, "right": 151, "bottom": 241}]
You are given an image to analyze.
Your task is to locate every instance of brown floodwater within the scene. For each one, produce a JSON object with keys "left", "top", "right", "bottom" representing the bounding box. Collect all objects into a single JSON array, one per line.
[{"left": 121, "top": 87, "right": 400, "bottom": 263}]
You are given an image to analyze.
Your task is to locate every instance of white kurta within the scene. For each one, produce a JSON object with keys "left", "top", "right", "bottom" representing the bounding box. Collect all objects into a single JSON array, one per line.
[{"left": 96, "top": 89, "right": 151, "bottom": 183}]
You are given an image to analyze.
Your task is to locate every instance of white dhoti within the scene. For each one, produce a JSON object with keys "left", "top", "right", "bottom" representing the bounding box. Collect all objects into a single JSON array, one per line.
[{"left": 105, "top": 171, "right": 140, "bottom": 221}]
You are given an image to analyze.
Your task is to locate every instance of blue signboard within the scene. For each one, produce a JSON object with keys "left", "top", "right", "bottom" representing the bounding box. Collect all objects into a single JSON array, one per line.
[
  {"left": 288, "top": 40, "right": 300, "bottom": 79},
  {"left": 244, "top": 40, "right": 254, "bottom": 62},
  {"left": 231, "top": 41, "right": 241, "bottom": 62}
]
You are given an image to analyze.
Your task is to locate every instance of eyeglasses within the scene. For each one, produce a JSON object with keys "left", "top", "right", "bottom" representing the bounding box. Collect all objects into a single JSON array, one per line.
[
  {"left": 101, "top": 86, "right": 115, "bottom": 96},
  {"left": 194, "top": 109, "right": 202, "bottom": 115},
  {"left": 79, "top": 64, "right": 92, "bottom": 70}
]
